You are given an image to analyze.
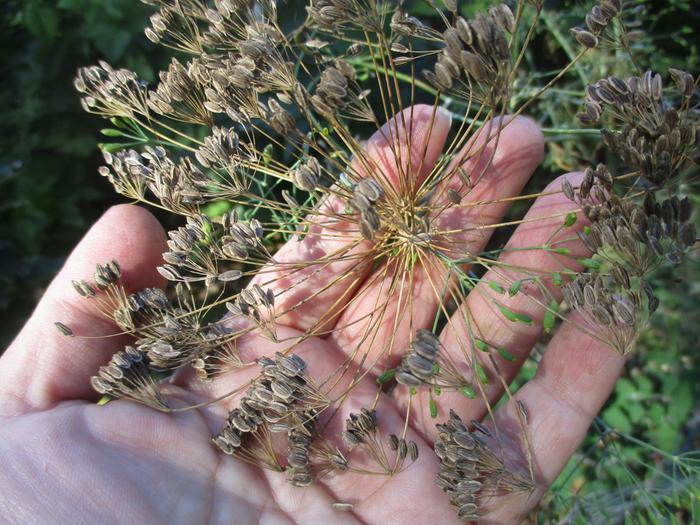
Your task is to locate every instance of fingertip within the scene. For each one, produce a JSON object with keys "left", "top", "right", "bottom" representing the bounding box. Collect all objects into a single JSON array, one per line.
[
  {"left": 363, "top": 104, "right": 452, "bottom": 183},
  {"left": 412, "top": 103, "right": 452, "bottom": 129}
]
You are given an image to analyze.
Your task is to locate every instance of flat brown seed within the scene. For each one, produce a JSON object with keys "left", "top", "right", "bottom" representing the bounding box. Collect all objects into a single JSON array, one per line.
[
  {"left": 54, "top": 322, "right": 74, "bottom": 337},
  {"left": 408, "top": 441, "right": 419, "bottom": 461}
]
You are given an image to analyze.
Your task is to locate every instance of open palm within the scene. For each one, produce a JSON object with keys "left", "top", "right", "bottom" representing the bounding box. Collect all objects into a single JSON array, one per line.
[{"left": 0, "top": 107, "right": 626, "bottom": 525}]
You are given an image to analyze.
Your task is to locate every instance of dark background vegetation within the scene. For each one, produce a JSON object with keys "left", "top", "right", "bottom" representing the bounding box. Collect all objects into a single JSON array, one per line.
[
  {"left": 0, "top": 0, "right": 166, "bottom": 346},
  {"left": 0, "top": 0, "right": 698, "bottom": 522}
]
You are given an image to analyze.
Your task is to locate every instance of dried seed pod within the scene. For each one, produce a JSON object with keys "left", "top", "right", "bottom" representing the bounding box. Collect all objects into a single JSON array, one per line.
[
  {"left": 460, "top": 51, "right": 487, "bottom": 82},
  {"left": 489, "top": 4, "right": 515, "bottom": 33},
  {"left": 271, "top": 379, "right": 294, "bottom": 400},
  {"left": 453, "top": 431, "right": 476, "bottom": 450},
  {"left": 561, "top": 178, "right": 575, "bottom": 201},
  {"left": 395, "top": 369, "right": 424, "bottom": 387},
  {"left": 342, "top": 430, "right": 361, "bottom": 447},
  {"left": 455, "top": 17, "right": 473, "bottom": 46},
  {"left": 397, "top": 438, "right": 408, "bottom": 460},
  {"left": 94, "top": 260, "right": 122, "bottom": 289},
  {"left": 72, "top": 279, "right": 97, "bottom": 297},
  {"left": 434, "top": 62, "right": 454, "bottom": 90},
  {"left": 276, "top": 352, "right": 306, "bottom": 376},
  {"left": 571, "top": 27, "right": 598, "bottom": 48},
  {"left": 218, "top": 270, "right": 243, "bottom": 282},
  {"left": 669, "top": 68, "right": 695, "bottom": 98},
  {"left": 408, "top": 440, "right": 419, "bottom": 461},
  {"left": 356, "top": 178, "right": 384, "bottom": 202},
  {"left": 388, "top": 434, "right": 399, "bottom": 451},
  {"left": 54, "top": 322, "right": 74, "bottom": 337}
]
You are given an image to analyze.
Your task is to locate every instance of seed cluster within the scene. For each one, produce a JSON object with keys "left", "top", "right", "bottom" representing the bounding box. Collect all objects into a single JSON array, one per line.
[
  {"left": 148, "top": 58, "right": 211, "bottom": 125},
  {"left": 72, "top": 261, "right": 122, "bottom": 299},
  {"left": 286, "top": 411, "right": 318, "bottom": 487},
  {"left": 435, "top": 410, "right": 534, "bottom": 521},
  {"left": 213, "top": 352, "right": 329, "bottom": 477},
  {"left": 100, "top": 146, "right": 207, "bottom": 213},
  {"left": 342, "top": 408, "right": 379, "bottom": 446},
  {"left": 74, "top": 61, "right": 150, "bottom": 117},
  {"left": 426, "top": 4, "right": 514, "bottom": 104},
  {"left": 291, "top": 156, "right": 322, "bottom": 192},
  {"left": 73, "top": 269, "right": 232, "bottom": 378},
  {"left": 581, "top": 70, "right": 698, "bottom": 186},
  {"left": 226, "top": 284, "right": 277, "bottom": 340},
  {"left": 311, "top": 62, "right": 373, "bottom": 122},
  {"left": 343, "top": 408, "right": 419, "bottom": 474},
  {"left": 348, "top": 178, "right": 385, "bottom": 240},
  {"left": 563, "top": 272, "right": 654, "bottom": 355},
  {"left": 396, "top": 328, "right": 439, "bottom": 386},
  {"left": 395, "top": 329, "right": 477, "bottom": 396},
  {"left": 90, "top": 346, "right": 167, "bottom": 410},
  {"left": 570, "top": 0, "right": 621, "bottom": 48},
  {"left": 143, "top": 2, "right": 205, "bottom": 54},
  {"left": 306, "top": 0, "right": 354, "bottom": 31},
  {"left": 562, "top": 153, "right": 696, "bottom": 354},
  {"left": 159, "top": 211, "right": 267, "bottom": 285},
  {"left": 564, "top": 165, "right": 696, "bottom": 277}
]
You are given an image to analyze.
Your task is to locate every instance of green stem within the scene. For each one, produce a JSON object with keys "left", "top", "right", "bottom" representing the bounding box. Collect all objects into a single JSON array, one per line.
[{"left": 542, "top": 127, "right": 601, "bottom": 136}]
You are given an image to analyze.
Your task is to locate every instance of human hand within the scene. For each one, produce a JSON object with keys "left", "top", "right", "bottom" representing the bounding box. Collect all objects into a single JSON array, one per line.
[{"left": 0, "top": 106, "right": 625, "bottom": 525}]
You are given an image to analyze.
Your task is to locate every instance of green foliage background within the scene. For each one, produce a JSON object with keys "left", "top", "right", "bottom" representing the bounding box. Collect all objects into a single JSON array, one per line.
[
  {"left": 0, "top": 0, "right": 698, "bottom": 523},
  {"left": 0, "top": 0, "right": 167, "bottom": 345}
]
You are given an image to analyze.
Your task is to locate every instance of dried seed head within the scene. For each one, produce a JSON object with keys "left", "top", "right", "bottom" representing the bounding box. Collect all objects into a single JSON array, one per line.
[
  {"left": 91, "top": 346, "right": 167, "bottom": 410},
  {"left": 435, "top": 410, "right": 534, "bottom": 520}
]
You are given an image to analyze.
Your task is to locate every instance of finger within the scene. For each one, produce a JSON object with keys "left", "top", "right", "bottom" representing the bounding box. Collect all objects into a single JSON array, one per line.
[
  {"left": 329, "top": 116, "right": 544, "bottom": 373},
  {"left": 480, "top": 315, "right": 625, "bottom": 524},
  {"left": 251, "top": 104, "right": 452, "bottom": 332},
  {"left": 0, "top": 205, "right": 166, "bottom": 416},
  {"left": 411, "top": 172, "right": 589, "bottom": 436}
]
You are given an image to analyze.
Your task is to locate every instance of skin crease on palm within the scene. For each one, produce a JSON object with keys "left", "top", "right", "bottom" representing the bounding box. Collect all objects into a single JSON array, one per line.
[{"left": 0, "top": 105, "right": 629, "bottom": 525}]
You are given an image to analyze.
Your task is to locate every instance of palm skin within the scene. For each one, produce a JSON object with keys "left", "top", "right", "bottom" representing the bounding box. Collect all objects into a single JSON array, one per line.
[{"left": 0, "top": 107, "right": 626, "bottom": 525}]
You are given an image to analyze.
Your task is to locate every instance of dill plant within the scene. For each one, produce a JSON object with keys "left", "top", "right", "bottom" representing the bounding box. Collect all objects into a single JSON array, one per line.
[{"left": 55, "top": 0, "right": 699, "bottom": 521}]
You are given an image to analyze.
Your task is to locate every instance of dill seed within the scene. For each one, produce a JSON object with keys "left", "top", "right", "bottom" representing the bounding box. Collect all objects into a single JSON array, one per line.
[
  {"left": 388, "top": 434, "right": 399, "bottom": 451},
  {"left": 408, "top": 441, "right": 419, "bottom": 461},
  {"left": 397, "top": 439, "right": 408, "bottom": 460},
  {"left": 571, "top": 27, "right": 598, "bottom": 48},
  {"left": 218, "top": 270, "right": 243, "bottom": 282},
  {"left": 54, "top": 322, "right": 74, "bottom": 337}
]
